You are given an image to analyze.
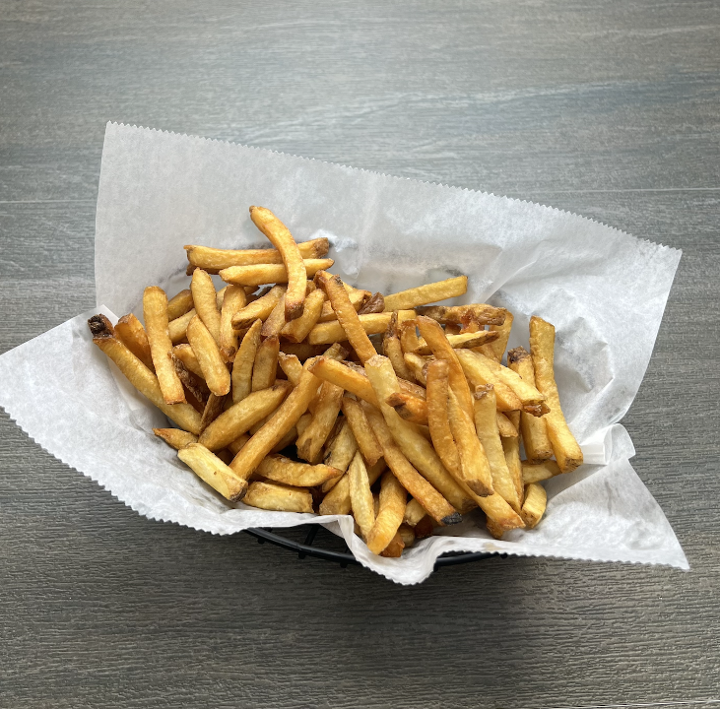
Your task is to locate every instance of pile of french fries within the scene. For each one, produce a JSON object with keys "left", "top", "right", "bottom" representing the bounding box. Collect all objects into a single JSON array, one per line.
[{"left": 88, "top": 206, "right": 583, "bottom": 557}]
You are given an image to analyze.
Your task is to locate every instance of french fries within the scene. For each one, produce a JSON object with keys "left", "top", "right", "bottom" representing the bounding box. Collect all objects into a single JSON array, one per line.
[{"left": 90, "top": 206, "right": 583, "bottom": 557}]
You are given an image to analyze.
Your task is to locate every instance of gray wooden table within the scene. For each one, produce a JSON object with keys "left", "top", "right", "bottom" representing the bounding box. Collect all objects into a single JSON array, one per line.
[{"left": 2, "top": 2, "right": 719, "bottom": 707}]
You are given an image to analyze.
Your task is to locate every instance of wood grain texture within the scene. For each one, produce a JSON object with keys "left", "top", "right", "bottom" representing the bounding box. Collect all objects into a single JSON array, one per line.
[{"left": 1, "top": 1, "right": 719, "bottom": 707}]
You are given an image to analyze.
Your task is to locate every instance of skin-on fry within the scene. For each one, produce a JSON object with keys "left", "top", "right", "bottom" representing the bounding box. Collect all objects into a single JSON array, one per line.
[
  {"left": 522, "top": 460, "right": 561, "bottom": 484},
  {"left": 496, "top": 411, "right": 518, "bottom": 438},
  {"left": 168, "top": 308, "right": 196, "bottom": 344},
  {"left": 357, "top": 292, "right": 385, "bottom": 315},
  {"left": 167, "top": 289, "right": 194, "bottom": 321},
  {"left": 507, "top": 346, "right": 553, "bottom": 462},
  {"left": 366, "top": 470, "right": 407, "bottom": 554},
  {"left": 185, "top": 237, "right": 329, "bottom": 273},
  {"left": 383, "top": 275, "right": 468, "bottom": 311},
  {"left": 231, "top": 319, "right": 262, "bottom": 403},
  {"left": 190, "top": 268, "right": 222, "bottom": 344},
  {"left": 308, "top": 357, "right": 381, "bottom": 407},
  {"left": 198, "top": 383, "right": 292, "bottom": 450},
  {"left": 474, "top": 384, "right": 522, "bottom": 513},
  {"left": 231, "top": 285, "right": 285, "bottom": 329},
  {"left": 153, "top": 428, "right": 198, "bottom": 450},
  {"left": 199, "top": 393, "right": 227, "bottom": 433},
  {"left": 386, "top": 392, "right": 428, "bottom": 426},
  {"left": 425, "top": 359, "right": 462, "bottom": 478},
  {"left": 530, "top": 316, "right": 583, "bottom": 473},
  {"left": 218, "top": 285, "right": 247, "bottom": 361},
  {"left": 365, "top": 403, "right": 460, "bottom": 525},
  {"left": 229, "top": 361, "right": 321, "bottom": 481},
  {"left": 342, "top": 396, "right": 383, "bottom": 467},
  {"left": 383, "top": 311, "right": 414, "bottom": 380},
  {"left": 173, "top": 343, "right": 204, "bottom": 378},
  {"left": 319, "top": 459, "right": 385, "bottom": 516},
  {"left": 521, "top": 482, "right": 547, "bottom": 528},
  {"left": 251, "top": 336, "right": 279, "bottom": 391},
  {"left": 349, "top": 452, "right": 375, "bottom": 539},
  {"left": 143, "top": 286, "right": 186, "bottom": 405},
  {"left": 413, "top": 330, "right": 499, "bottom": 356},
  {"left": 177, "top": 443, "right": 247, "bottom": 501},
  {"left": 115, "top": 313, "right": 154, "bottom": 370},
  {"left": 280, "top": 287, "right": 325, "bottom": 343},
  {"left": 172, "top": 354, "right": 209, "bottom": 404},
  {"left": 477, "top": 310, "right": 513, "bottom": 362},
  {"left": 296, "top": 381, "right": 344, "bottom": 464},
  {"left": 243, "top": 480, "right": 314, "bottom": 513},
  {"left": 219, "top": 258, "right": 333, "bottom": 289},
  {"left": 256, "top": 455, "right": 341, "bottom": 487},
  {"left": 456, "top": 349, "right": 522, "bottom": 411},
  {"left": 249, "top": 206, "right": 308, "bottom": 321},
  {"left": 322, "top": 420, "right": 359, "bottom": 491},
  {"left": 186, "top": 315, "right": 231, "bottom": 396},
  {"left": 416, "top": 303, "right": 506, "bottom": 327}
]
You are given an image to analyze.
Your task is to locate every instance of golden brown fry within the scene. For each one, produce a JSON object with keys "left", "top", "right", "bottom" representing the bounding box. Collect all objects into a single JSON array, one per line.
[
  {"left": 278, "top": 342, "right": 325, "bottom": 361},
  {"left": 349, "top": 452, "right": 375, "bottom": 539},
  {"left": 278, "top": 352, "right": 303, "bottom": 385},
  {"left": 530, "top": 316, "right": 583, "bottom": 473},
  {"left": 403, "top": 352, "right": 429, "bottom": 386},
  {"left": 199, "top": 393, "right": 227, "bottom": 434},
  {"left": 403, "top": 498, "right": 428, "bottom": 527},
  {"left": 251, "top": 336, "right": 279, "bottom": 391},
  {"left": 216, "top": 286, "right": 227, "bottom": 310},
  {"left": 191, "top": 268, "right": 222, "bottom": 344},
  {"left": 521, "top": 482, "right": 547, "bottom": 528},
  {"left": 308, "top": 357, "right": 381, "bottom": 407},
  {"left": 383, "top": 276, "right": 468, "bottom": 311},
  {"left": 507, "top": 346, "right": 553, "bottom": 462},
  {"left": 231, "top": 285, "right": 285, "bottom": 329},
  {"left": 386, "top": 392, "right": 428, "bottom": 425},
  {"left": 198, "top": 383, "right": 292, "bottom": 450},
  {"left": 416, "top": 303, "right": 506, "bottom": 327},
  {"left": 455, "top": 349, "right": 523, "bottom": 411},
  {"left": 412, "top": 330, "right": 498, "bottom": 356},
  {"left": 261, "top": 292, "right": 287, "bottom": 338},
  {"left": 143, "top": 286, "right": 185, "bottom": 405},
  {"left": 280, "top": 287, "right": 326, "bottom": 343},
  {"left": 474, "top": 384, "right": 522, "bottom": 512},
  {"left": 249, "top": 206, "right": 308, "bottom": 320},
  {"left": 167, "top": 289, "right": 194, "bottom": 321},
  {"left": 357, "top": 292, "right": 385, "bottom": 315},
  {"left": 522, "top": 459, "right": 561, "bottom": 484},
  {"left": 172, "top": 353, "right": 210, "bottom": 404},
  {"left": 383, "top": 312, "right": 414, "bottom": 380},
  {"left": 153, "top": 428, "right": 198, "bottom": 450},
  {"left": 496, "top": 411, "right": 518, "bottom": 438},
  {"left": 425, "top": 359, "right": 462, "bottom": 477},
  {"left": 341, "top": 396, "right": 383, "bottom": 466},
  {"left": 366, "top": 470, "right": 407, "bottom": 554},
  {"left": 318, "top": 284, "right": 371, "bottom": 323},
  {"left": 398, "top": 314, "right": 422, "bottom": 354},
  {"left": 173, "top": 344, "right": 204, "bottom": 379},
  {"left": 229, "top": 361, "right": 321, "bottom": 481},
  {"left": 397, "top": 524, "right": 416, "bottom": 549},
  {"left": 218, "top": 285, "right": 247, "bottom": 361},
  {"left": 322, "top": 420, "right": 359, "bottom": 491},
  {"left": 379, "top": 532, "right": 405, "bottom": 557},
  {"left": 319, "top": 459, "right": 385, "bottom": 516},
  {"left": 296, "top": 381, "right": 344, "bottom": 464},
  {"left": 168, "top": 308, "right": 196, "bottom": 344},
  {"left": 115, "top": 313, "right": 154, "bottom": 371},
  {"left": 185, "top": 238, "right": 329, "bottom": 273},
  {"left": 186, "top": 315, "right": 231, "bottom": 396},
  {"left": 227, "top": 434, "right": 250, "bottom": 456},
  {"left": 219, "top": 258, "right": 333, "bottom": 289},
  {"left": 477, "top": 310, "right": 513, "bottom": 362},
  {"left": 365, "top": 403, "right": 461, "bottom": 525},
  {"left": 503, "top": 410, "right": 525, "bottom": 507},
  {"left": 413, "top": 515, "right": 436, "bottom": 539},
  {"left": 177, "top": 443, "right": 247, "bottom": 501},
  {"left": 232, "top": 319, "right": 262, "bottom": 404},
  {"left": 256, "top": 455, "right": 341, "bottom": 487},
  {"left": 243, "top": 480, "right": 314, "bottom": 513}
]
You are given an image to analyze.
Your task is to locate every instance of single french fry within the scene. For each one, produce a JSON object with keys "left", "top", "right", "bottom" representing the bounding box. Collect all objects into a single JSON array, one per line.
[
  {"left": 403, "top": 498, "right": 428, "bottom": 527},
  {"left": 115, "top": 313, "right": 154, "bottom": 371},
  {"left": 319, "top": 459, "right": 385, "bottom": 516},
  {"left": 306, "top": 312, "right": 399, "bottom": 348},
  {"left": 383, "top": 276, "right": 468, "bottom": 311},
  {"left": 231, "top": 285, "right": 285, "bottom": 329},
  {"left": 279, "top": 287, "right": 325, "bottom": 343},
  {"left": 296, "top": 381, "right": 344, "bottom": 463},
  {"left": 521, "top": 482, "right": 547, "bottom": 528},
  {"left": 386, "top": 392, "right": 428, "bottom": 426},
  {"left": 308, "top": 357, "right": 381, "bottom": 407},
  {"left": 425, "top": 359, "right": 462, "bottom": 478},
  {"left": 279, "top": 342, "right": 325, "bottom": 361},
  {"left": 473, "top": 384, "right": 522, "bottom": 512},
  {"left": 416, "top": 303, "right": 506, "bottom": 327},
  {"left": 190, "top": 268, "right": 222, "bottom": 344},
  {"left": 522, "top": 459, "right": 561, "bottom": 484},
  {"left": 178, "top": 443, "right": 247, "bottom": 501},
  {"left": 167, "top": 289, "right": 194, "bottom": 321},
  {"left": 185, "top": 237, "right": 329, "bottom": 273},
  {"left": 322, "top": 420, "right": 358, "bottom": 491},
  {"left": 143, "top": 286, "right": 185, "bottom": 405},
  {"left": 219, "top": 258, "right": 333, "bottom": 289},
  {"left": 477, "top": 310, "right": 513, "bottom": 362},
  {"left": 503, "top": 410, "right": 525, "bottom": 506},
  {"left": 456, "top": 349, "right": 522, "bottom": 411},
  {"left": 403, "top": 352, "right": 429, "bottom": 386},
  {"left": 398, "top": 315, "right": 422, "bottom": 355},
  {"left": 199, "top": 393, "right": 227, "bottom": 433},
  {"left": 227, "top": 433, "right": 250, "bottom": 456},
  {"left": 168, "top": 308, "right": 196, "bottom": 344},
  {"left": 341, "top": 396, "right": 383, "bottom": 466},
  {"left": 318, "top": 284, "right": 371, "bottom": 323},
  {"left": 173, "top": 343, "right": 205, "bottom": 379},
  {"left": 251, "top": 336, "right": 280, "bottom": 391},
  {"left": 218, "top": 285, "right": 247, "bottom": 361},
  {"left": 478, "top": 491, "right": 525, "bottom": 534},
  {"left": 187, "top": 315, "right": 231, "bottom": 396},
  {"left": 507, "top": 346, "right": 554, "bottom": 462},
  {"left": 530, "top": 316, "right": 583, "bottom": 473},
  {"left": 229, "top": 361, "right": 321, "bottom": 481},
  {"left": 380, "top": 532, "right": 405, "bottom": 557},
  {"left": 383, "top": 311, "right": 414, "bottom": 380},
  {"left": 365, "top": 403, "right": 461, "bottom": 525},
  {"left": 198, "top": 383, "right": 292, "bottom": 450},
  {"left": 215, "top": 286, "right": 227, "bottom": 310},
  {"left": 278, "top": 352, "right": 303, "bottom": 385},
  {"left": 261, "top": 292, "right": 287, "bottom": 338},
  {"left": 414, "top": 515, "right": 436, "bottom": 539},
  {"left": 244, "top": 480, "right": 314, "bottom": 513},
  {"left": 363, "top": 355, "right": 476, "bottom": 514},
  {"left": 366, "top": 470, "right": 407, "bottom": 554},
  {"left": 397, "top": 524, "right": 416, "bottom": 549},
  {"left": 231, "top": 319, "right": 262, "bottom": 403},
  {"left": 256, "top": 455, "right": 341, "bottom": 487},
  {"left": 496, "top": 412, "right": 518, "bottom": 438},
  {"left": 349, "top": 452, "right": 375, "bottom": 539},
  {"left": 357, "top": 292, "right": 385, "bottom": 314},
  {"left": 153, "top": 428, "right": 198, "bottom": 450},
  {"left": 413, "top": 330, "right": 500, "bottom": 356}
]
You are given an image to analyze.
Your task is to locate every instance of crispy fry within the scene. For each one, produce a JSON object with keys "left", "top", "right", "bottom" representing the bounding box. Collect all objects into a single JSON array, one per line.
[
  {"left": 496, "top": 411, "right": 518, "bottom": 438},
  {"left": 296, "top": 381, "right": 344, "bottom": 464},
  {"left": 503, "top": 410, "right": 525, "bottom": 506},
  {"left": 403, "top": 498, "right": 428, "bottom": 527},
  {"left": 416, "top": 303, "right": 506, "bottom": 327},
  {"left": 190, "top": 268, "right": 222, "bottom": 344},
  {"left": 477, "top": 310, "right": 513, "bottom": 362},
  {"left": 349, "top": 452, "right": 375, "bottom": 539},
  {"left": 167, "top": 289, "right": 194, "bottom": 321},
  {"left": 383, "top": 276, "right": 468, "bottom": 311},
  {"left": 280, "top": 287, "right": 326, "bottom": 343},
  {"left": 357, "top": 292, "right": 385, "bottom": 315},
  {"left": 186, "top": 315, "right": 231, "bottom": 396},
  {"left": 318, "top": 284, "right": 371, "bottom": 323},
  {"left": 185, "top": 238, "right": 329, "bottom": 273},
  {"left": 413, "top": 330, "right": 499, "bottom": 356},
  {"left": 231, "top": 285, "right": 285, "bottom": 329},
  {"left": 398, "top": 314, "right": 422, "bottom": 353},
  {"left": 397, "top": 524, "right": 416, "bottom": 548},
  {"left": 342, "top": 396, "right": 383, "bottom": 466},
  {"left": 456, "top": 349, "right": 522, "bottom": 411},
  {"left": 168, "top": 308, "right": 196, "bottom": 344},
  {"left": 307, "top": 312, "right": 402, "bottom": 347},
  {"left": 251, "top": 336, "right": 279, "bottom": 391},
  {"left": 198, "top": 383, "right": 292, "bottom": 450},
  {"left": 366, "top": 470, "right": 407, "bottom": 554},
  {"left": 177, "top": 443, "right": 247, "bottom": 501},
  {"left": 216, "top": 286, "right": 227, "bottom": 310},
  {"left": 231, "top": 319, "right": 262, "bottom": 403},
  {"left": 115, "top": 313, "right": 154, "bottom": 370},
  {"left": 173, "top": 343, "right": 205, "bottom": 379},
  {"left": 256, "top": 455, "right": 341, "bottom": 487},
  {"left": 219, "top": 258, "right": 333, "bottom": 289},
  {"left": 530, "top": 316, "right": 583, "bottom": 473},
  {"left": 199, "top": 393, "right": 227, "bottom": 433},
  {"left": 380, "top": 532, "right": 405, "bottom": 557},
  {"left": 153, "top": 428, "right": 198, "bottom": 450},
  {"left": 218, "top": 285, "right": 247, "bottom": 361},
  {"left": 478, "top": 491, "right": 525, "bottom": 534},
  {"left": 143, "top": 286, "right": 186, "bottom": 405},
  {"left": 309, "top": 357, "right": 381, "bottom": 406},
  {"left": 244, "top": 480, "right": 314, "bottom": 513},
  {"left": 383, "top": 311, "right": 414, "bottom": 380},
  {"left": 403, "top": 352, "right": 429, "bottom": 386},
  {"left": 521, "top": 482, "right": 547, "bottom": 528},
  {"left": 507, "top": 346, "right": 553, "bottom": 462},
  {"left": 278, "top": 342, "right": 325, "bottom": 361},
  {"left": 322, "top": 420, "right": 359, "bottom": 490},
  {"left": 278, "top": 352, "right": 303, "bottom": 385},
  {"left": 425, "top": 359, "right": 462, "bottom": 477},
  {"left": 522, "top": 459, "right": 561, "bottom": 484},
  {"left": 319, "top": 459, "right": 385, "bottom": 516}
]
